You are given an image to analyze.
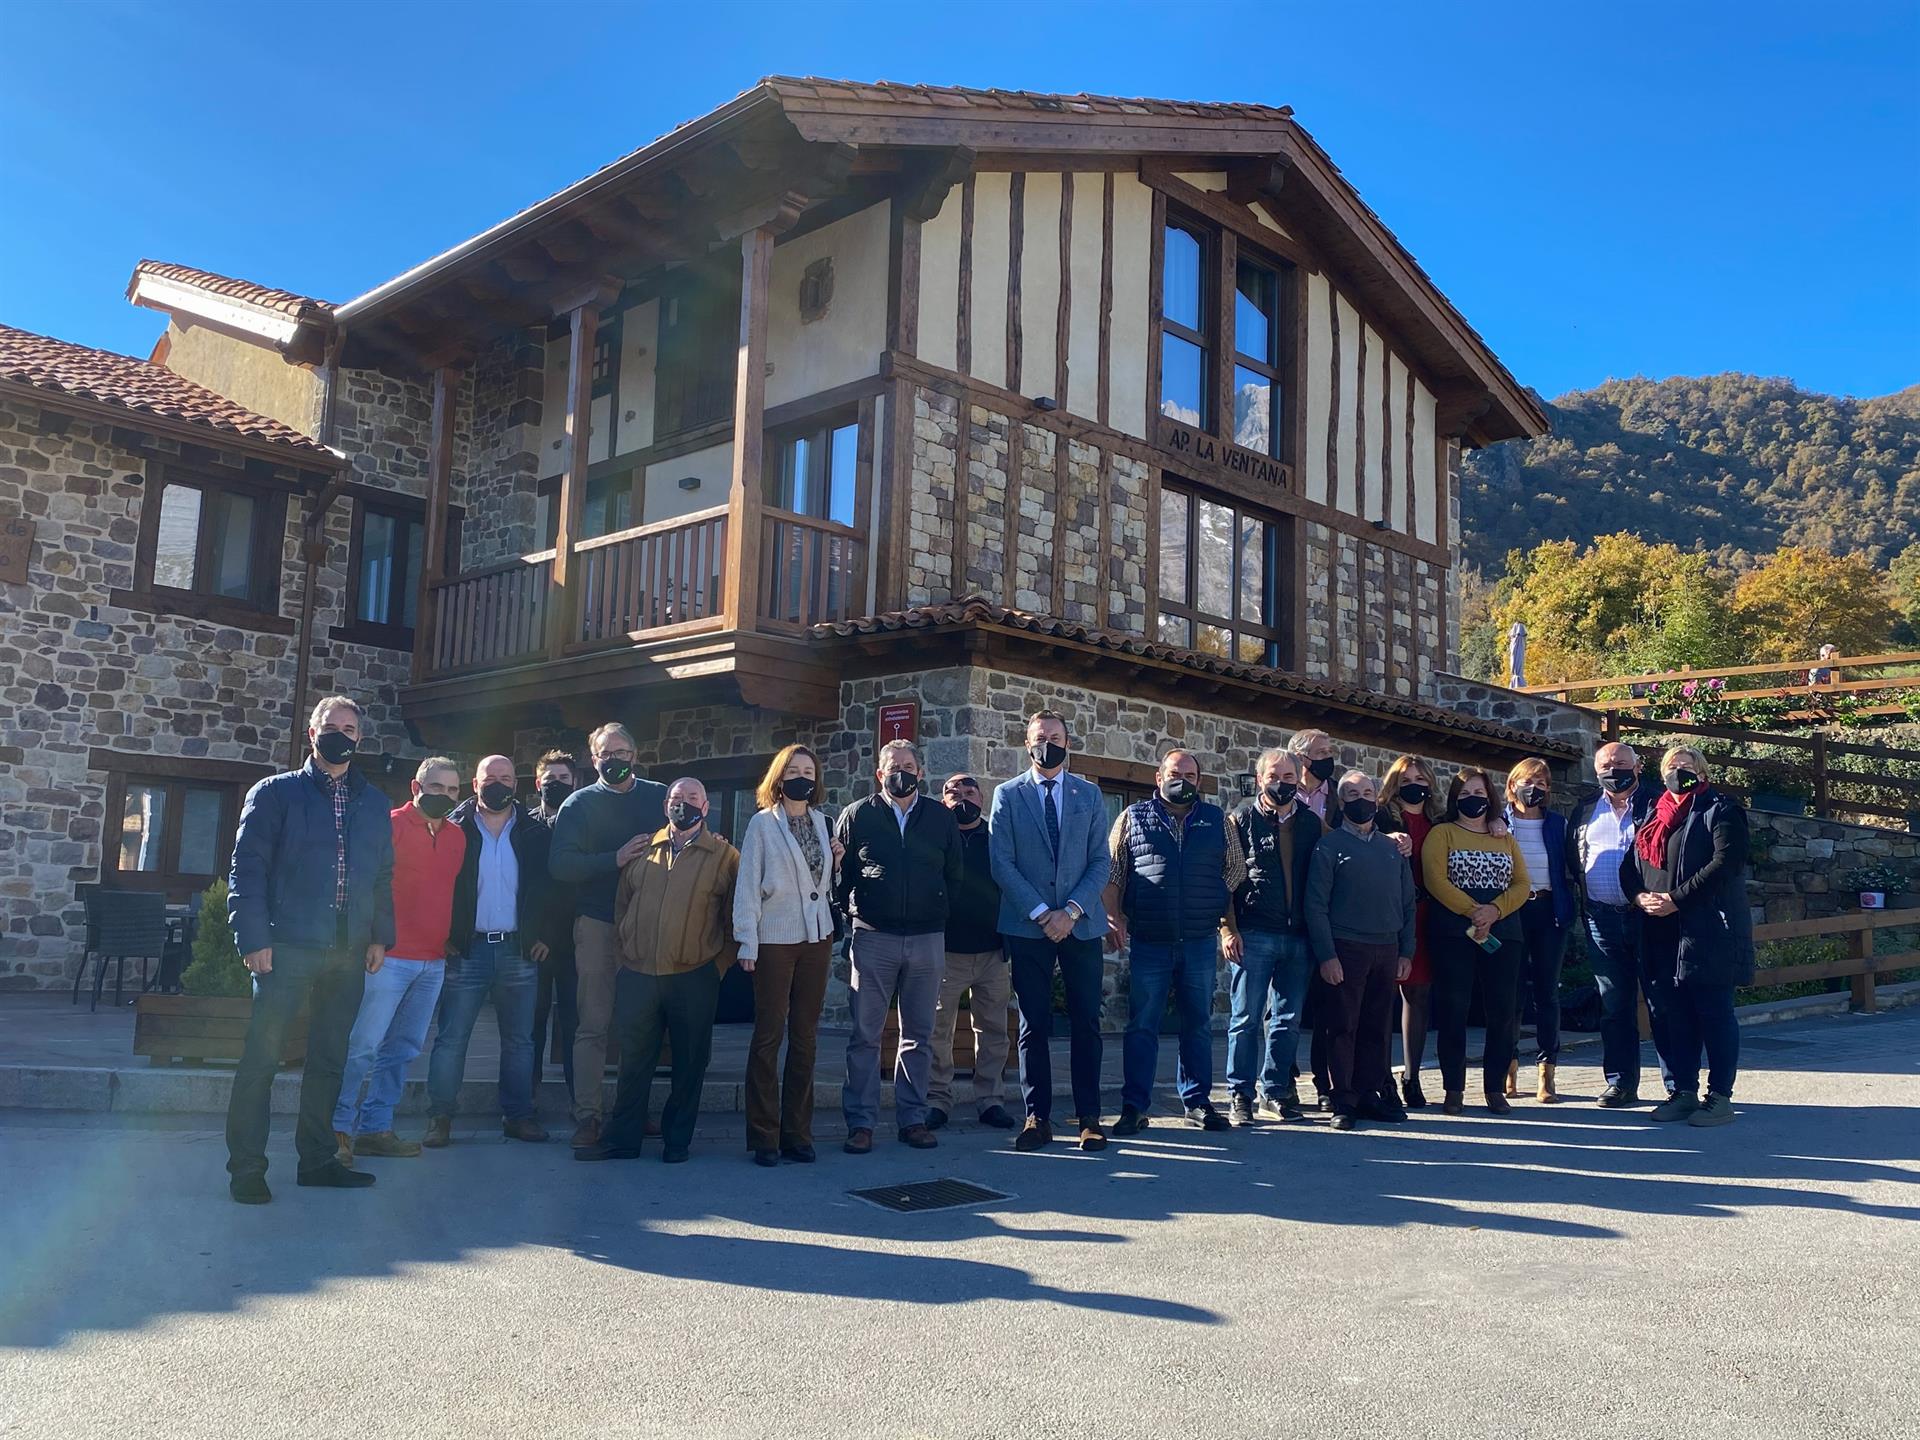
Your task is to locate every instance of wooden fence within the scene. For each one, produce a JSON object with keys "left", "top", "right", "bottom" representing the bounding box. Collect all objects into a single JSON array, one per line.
[
  {"left": 1744, "top": 906, "right": 1920, "bottom": 1014},
  {"left": 1602, "top": 710, "right": 1920, "bottom": 826},
  {"left": 1525, "top": 649, "right": 1920, "bottom": 719}
]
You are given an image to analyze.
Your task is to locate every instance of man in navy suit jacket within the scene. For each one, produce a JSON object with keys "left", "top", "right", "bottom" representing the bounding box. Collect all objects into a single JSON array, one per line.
[{"left": 989, "top": 709, "right": 1113, "bottom": 1154}]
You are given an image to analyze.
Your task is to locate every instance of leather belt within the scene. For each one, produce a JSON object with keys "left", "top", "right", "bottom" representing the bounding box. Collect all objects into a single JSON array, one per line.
[{"left": 481, "top": 929, "right": 518, "bottom": 944}]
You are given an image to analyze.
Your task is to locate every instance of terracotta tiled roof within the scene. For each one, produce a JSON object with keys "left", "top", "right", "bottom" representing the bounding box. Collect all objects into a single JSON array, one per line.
[
  {"left": 0, "top": 321, "right": 332, "bottom": 457},
  {"left": 131, "top": 260, "right": 334, "bottom": 322},
  {"left": 762, "top": 76, "right": 1296, "bottom": 122},
  {"left": 813, "top": 597, "right": 1577, "bottom": 756}
]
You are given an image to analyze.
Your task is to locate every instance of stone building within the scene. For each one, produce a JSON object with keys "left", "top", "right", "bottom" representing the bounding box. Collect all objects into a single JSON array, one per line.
[{"left": 4, "top": 78, "right": 1568, "bottom": 1004}]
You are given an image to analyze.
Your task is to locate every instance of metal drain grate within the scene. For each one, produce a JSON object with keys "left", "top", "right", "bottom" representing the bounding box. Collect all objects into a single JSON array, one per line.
[{"left": 848, "top": 1178, "right": 1011, "bottom": 1214}]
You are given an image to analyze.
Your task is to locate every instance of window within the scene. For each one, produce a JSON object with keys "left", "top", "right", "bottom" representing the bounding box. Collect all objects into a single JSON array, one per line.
[
  {"left": 767, "top": 417, "right": 859, "bottom": 526},
  {"left": 136, "top": 474, "right": 286, "bottom": 620},
  {"left": 538, "top": 470, "right": 637, "bottom": 548},
  {"left": 1160, "top": 219, "right": 1211, "bottom": 428},
  {"left": 1156, "top": 484, "right": 1287, "bottom": 666},
  {"left": 654, "top": 261, "right": 742, "bottom": 439},
  {"left": 338, "top": 492, "right": 461, "bottom": 647},
  {"left": 1233, "top": 256, "right": 1282, "bottom": 456},
  {"left": 102, "top": 771, "right": 242, "bottom": 899}
]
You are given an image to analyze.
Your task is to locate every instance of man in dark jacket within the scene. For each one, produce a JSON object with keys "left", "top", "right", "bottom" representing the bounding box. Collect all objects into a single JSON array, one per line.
[
  {"left": 1225, "top": 747, "right": 1323, "bottom": 1125},
  {"left": 927, "top": 772, "right": 1014, "bottom": 1132},
  {"left": 833, "top": 739, "right": 965, "bottom": 1154},
  {"left": 424, "top": 754, "right": 564, "bottom": 1148},
  {"left": 1568, "top": 740, "right": 1666, "bottom": 1107},
  {"left": 1103, "top": 749, "right": 1245, "bottom": 1136},
  {"left": 224, "top": 695, "right": 395, "bottom": 1204},
  {"left": 528, "top": 749, "right": 579, "bottom": 1100},
  {"left": 549, "top": 722, "right": 668, "bottom": 1151}
]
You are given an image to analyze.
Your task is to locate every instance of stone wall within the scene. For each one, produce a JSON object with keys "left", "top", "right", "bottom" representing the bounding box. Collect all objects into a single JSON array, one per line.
[
  {"left": 1746, "top": 813, "right": 1919, "bottom": 928},
  {"left": 0, "top": 394, "right": 433, "bottom": 990},
  {"left": 460, "top": 330, "right": 545, "bottom": 568},
  {"left": 1434, "top": 671, "right": 1602, "bottom": 769}
]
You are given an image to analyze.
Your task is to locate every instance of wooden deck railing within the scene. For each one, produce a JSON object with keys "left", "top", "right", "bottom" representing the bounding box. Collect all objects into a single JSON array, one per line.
[
  {"left": 573, "top": 506, "right": 728, "bottom": 648},
  {"left": 424, "top": 551, "right": 553, "bottom": 676},
  {"left": 757, "top": 508, "right": 864, "bottom": 631},
  {"left": 1746, "top": 907, "right": 1920, "bottom": 1014},
  {"left": 1525, "top": 650, "right": 1920, "bottom": 719}
]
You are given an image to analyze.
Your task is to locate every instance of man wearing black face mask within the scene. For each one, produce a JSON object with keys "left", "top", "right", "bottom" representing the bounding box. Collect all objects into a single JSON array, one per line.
[
  {"left": 1287, "top": 728, "right": 1339, "bottom": 821},
  {"left": 833, "top": 740, "right": 965, "bottom": 1153},
  {"left": 1103, "top": 749, "right": 1247, "bottom": 1135},
  {"left": 549, "top": 722, "right": 668, "bottom": 1151},
  {"left": 428, "top": 755, "right": 562, "bottom": 1147},
  {"left": 224, "top": 696, "right": 394, "bottom": 1204},
  {"left": 927, "top": 773, "right": 1014, "bottom": 1132},
  {"left": 529, "top": 750, "right": 580, "bottom": 1102},
  {"left": 1569, "top": 740, "right": 1667, "bottom": 1107},
  {"left": 331, "top": 757, "right": 467, "bottom": 1165}
]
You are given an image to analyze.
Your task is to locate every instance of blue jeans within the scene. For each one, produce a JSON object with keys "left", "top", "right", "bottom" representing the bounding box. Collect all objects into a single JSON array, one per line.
[
  {"left": 1225, "top": 929, "right": 1309, "bottom": 1103},
  {"left": 333, "top": 957, "right": 445, "bottom": 1135},
  {"left": 1122, "top": 939, "right": 1216, "bottom": 1112},
  {"left": 1588, "top": 904, "right": 1676, "bottom": 1095},
  {"left": 427, "top": 936, "right": 538, "bottom": 1121}
]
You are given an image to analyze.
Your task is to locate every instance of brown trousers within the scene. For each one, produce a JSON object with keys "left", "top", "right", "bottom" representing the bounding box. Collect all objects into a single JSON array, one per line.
[
  {"left": 745, "top": 939, "right": 833, "bottom": 1152},
  {"left": 570, "top": 917, "right": 620, "bottom": 1123}
]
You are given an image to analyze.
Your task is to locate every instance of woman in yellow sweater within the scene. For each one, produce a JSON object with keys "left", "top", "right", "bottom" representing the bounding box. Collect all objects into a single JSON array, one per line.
[{"left": 1421, "top": 769, "right": 1532, "bottom": 1114}]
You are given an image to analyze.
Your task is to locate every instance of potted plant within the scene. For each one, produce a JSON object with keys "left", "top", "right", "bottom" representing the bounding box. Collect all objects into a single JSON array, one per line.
[
  {"left": 1838, "top": 863, "right": 1907, "bottom": 912},
  {"left": 1745, "top": 758, "right": 1814, "bottom": 816},
  {"left": 132, "top": 881, "right": 307, "bottom": 1065}
]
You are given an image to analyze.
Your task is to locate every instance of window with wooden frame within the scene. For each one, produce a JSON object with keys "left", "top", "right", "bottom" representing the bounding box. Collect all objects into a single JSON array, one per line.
[
  {"left": 1232, "top": 254, "right": 1283, "bottom": 457},
  {"left": 537, "top": 469, "right": 637, "bottom": 548},
  {"left": 93, "top": 752, "right": 265, "bottom": 901},
  {"left": 122, "top": 467, "right": 291, "bottom": 631},
  {"left": 1156, "top": 484, "right": 1289, "bottom": 667},
  {"left": 337, "top": 491, "right": 463, "bottom": 648},
  {"left": 654, "top": 260, "right": 741, "bottom": 440},
  {"left": 1159, "top": 217, "right": 1213, "bottom": 429},
  {"left": 765, "top": 412, "right": 860, "bottom": 527}
]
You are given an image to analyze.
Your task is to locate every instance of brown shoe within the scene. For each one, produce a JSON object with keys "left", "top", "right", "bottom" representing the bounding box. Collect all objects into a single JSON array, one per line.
[
  {"left": 334, "top": 1130, "right": 354, "bottom": 1167},
  {"left": 843, "top": 1127, "right": 874, "bottom": 1154},
  {"left": 1078, "top": 1119, "right": 1108, "bottom": 1152},
  {"left": 1485, "top": 1087, "right": 1513, "bottom": 1116},
  {"left": 1537, "top": 1060, "right": 1558, "bottom": 1104},
  {"left": 1013, "top": 1117, "right": 1054, "bottom": 1152},
  {"left": 503, "top": 1116, "right": 550, "bottom": 1143},
  {"left": 1504, "top": 1058, "right": 1519, "bottom": 1098},
  {"left": 1442, "top": 1090, "right": 1465, "bottom": 1116},
  {"left": 355, "top": 1130, "right": 422, "bottom": 1158},
  {"left": 898, "top": 1124, "right": 938, "bottom": 1150},
  {"left": 422, "top": 1116, "right": 452, "bottom": 1149},
  {"left": 569, "top": 1116, "right": 601, "bottom": 1150}
]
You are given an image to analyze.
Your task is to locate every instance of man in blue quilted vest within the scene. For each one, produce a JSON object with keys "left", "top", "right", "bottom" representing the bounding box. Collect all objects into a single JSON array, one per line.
[{"left": 1103, "top": 749, "right": 1246, "bottom": 1136}]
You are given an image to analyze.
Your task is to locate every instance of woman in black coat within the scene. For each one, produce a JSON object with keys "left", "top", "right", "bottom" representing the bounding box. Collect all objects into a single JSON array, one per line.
[{"left": 1628, "top": 745, "right": 1753, "bottom": 1127}]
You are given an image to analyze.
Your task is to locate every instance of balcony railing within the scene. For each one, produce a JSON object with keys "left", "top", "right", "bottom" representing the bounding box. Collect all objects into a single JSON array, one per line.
[{"left": 417, "top": 503, "right": 863, "bottom": 680}]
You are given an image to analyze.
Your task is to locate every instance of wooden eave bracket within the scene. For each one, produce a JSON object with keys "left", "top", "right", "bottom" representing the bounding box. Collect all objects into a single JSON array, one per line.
[{"left": 897, "top": 146, "right": 977, "bottom": 223}]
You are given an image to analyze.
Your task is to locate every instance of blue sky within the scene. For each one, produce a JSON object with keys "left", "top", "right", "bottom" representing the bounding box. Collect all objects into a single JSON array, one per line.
[{"left": 2, "top": 0, "right": 1914, "bottom": 401}]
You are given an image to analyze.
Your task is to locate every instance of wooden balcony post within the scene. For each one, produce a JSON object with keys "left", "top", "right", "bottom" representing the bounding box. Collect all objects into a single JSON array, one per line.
[
  {"left": 546, "top": 286, "right": 615, "bottom": 659},
  {"left": 723, "top": 226, "right": 774, "bottom": 631},
  {"left": 412, "top": 363, "right": 460, "bottom": 684}
]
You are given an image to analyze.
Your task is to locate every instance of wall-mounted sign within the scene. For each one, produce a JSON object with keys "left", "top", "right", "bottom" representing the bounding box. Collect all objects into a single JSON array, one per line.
[
  {"left": 1159, "top": 418, "right": 1286, "bottom": 488},
  {"left": 0, "top": 515, "right": 33, "bottom": 585},
  {"left": 876, "top": 701, "right": 919, "bottom": 747}
]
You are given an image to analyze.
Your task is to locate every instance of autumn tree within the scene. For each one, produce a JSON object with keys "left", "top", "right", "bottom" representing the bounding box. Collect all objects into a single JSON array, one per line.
[{"left": 1729, "top": 546, "right": 1899, "bottom": 661}]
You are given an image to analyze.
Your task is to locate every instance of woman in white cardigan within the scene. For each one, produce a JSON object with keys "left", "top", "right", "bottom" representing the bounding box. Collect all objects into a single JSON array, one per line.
[{"left": 733, "top": 744, "right": 843, "bottom": 1167}]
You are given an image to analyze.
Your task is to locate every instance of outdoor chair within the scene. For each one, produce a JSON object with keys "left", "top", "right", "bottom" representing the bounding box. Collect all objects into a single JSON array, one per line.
[{"left": 71, "top": 889, "right": 169, "bottom": 1011}]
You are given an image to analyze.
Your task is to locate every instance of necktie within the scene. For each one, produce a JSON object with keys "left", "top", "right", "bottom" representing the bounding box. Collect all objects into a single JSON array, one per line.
[{"left": 1042, "top": 779, "right": 1061, "bottom": 858}]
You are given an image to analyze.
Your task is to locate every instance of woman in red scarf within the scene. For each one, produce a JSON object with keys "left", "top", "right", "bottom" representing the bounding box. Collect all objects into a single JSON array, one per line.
[{"left": 1629, "top": 745, "right": 1753, "bottom": 1128}]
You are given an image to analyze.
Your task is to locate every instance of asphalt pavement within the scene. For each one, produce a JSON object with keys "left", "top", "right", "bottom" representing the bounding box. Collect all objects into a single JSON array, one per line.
[{"left": 3, "top": 1007, "right": 1916, "bottom": 1439}]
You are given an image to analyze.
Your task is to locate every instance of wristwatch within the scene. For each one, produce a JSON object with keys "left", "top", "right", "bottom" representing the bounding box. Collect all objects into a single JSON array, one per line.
[{"left": 1064, "top": 901, "right": 1084, "bottom": 921}]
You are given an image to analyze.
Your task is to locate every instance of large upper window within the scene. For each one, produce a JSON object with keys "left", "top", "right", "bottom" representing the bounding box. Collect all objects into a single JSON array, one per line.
[
  {"left": 654, "top": 261, "right": 741, "bottom": 440},
  {"left": 1157, "top": 485, "right": 1285, "bottom": 667},
  {"left": 150, "top": 481, "right": 271, "bottom": 606},
  {"left": 1233, "top": 256, "right": 1282, "bottom": 456},
  {"left": 1159, "top": 219, "right": 1212, "bottom": 428},
  {"left": 337, "top": 493, "right": 460, "bottom": 647},
  {"left": 767, "top": 416, "right": 859, "bottom": 526}
]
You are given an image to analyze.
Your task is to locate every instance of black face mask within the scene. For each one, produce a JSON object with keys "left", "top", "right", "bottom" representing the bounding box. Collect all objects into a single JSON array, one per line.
[
  {"left": 884, "top": 771, "right": 919, "bottom": 800},
  {"left": 1398, "top": 783, "right": 1431, "bottom": 808},
  {"left": 1160, "top": 778, "right": 1198, "bottom": 807},
  {"left": 314, "top": 730, "right": 357, "bottom": 766},
  {"left": 950, "top": 799, "right": 982, "bottom": 826},
  {"left": 598, "top": 757, "right": 633, "bottom": 786},
  {"left": 1456, "top": 794, "right": 1491, "bottom": 820},
  {"left": 540, "top": 780, "right": 573, "bottom": 810},
  {"left": 416, "top": 793, "right": 455, "bottom": 821},
  {"left": 1601, "top": 769, "right": 1637, "bottom": 794},
  {"left": 1666, "top": 768, "right": 1700, "bottom": 796},
  {"left": 1520, "top": 785, "right": 1549, "bottom": 809},
  {"left": 780, "top": 776, "right": 817, "bottom": 804},
  {"left": 668, "top": 802, "right": 703, "bottom": 831},
  {"left": 1029, "top": 740, "right": 1068, "bottom": 771},
  {"left": 1264, "top": 781, "right": 1298, "bottom": 807},
  {"left": 1307, "top": 756, "right": 1337, "bottom": 782},
  {"left": 480, "top": 781, "right": 516, "bottom": 813},
  {"left": 1342, "top": 797, "right": 1378, "bottom": 826}
]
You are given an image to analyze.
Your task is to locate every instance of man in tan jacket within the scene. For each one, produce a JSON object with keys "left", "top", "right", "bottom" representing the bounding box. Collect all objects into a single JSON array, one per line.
[{"left": 576, "top": 777, "right": 738, "bottom": 1164}]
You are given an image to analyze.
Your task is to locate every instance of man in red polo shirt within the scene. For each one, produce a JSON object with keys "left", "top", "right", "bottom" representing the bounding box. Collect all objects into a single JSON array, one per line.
[{"left": 332, "top": 757, "right": 467, "bottom": 1161}]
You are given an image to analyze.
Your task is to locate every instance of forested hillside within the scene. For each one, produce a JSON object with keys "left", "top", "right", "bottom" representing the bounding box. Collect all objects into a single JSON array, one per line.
[{"left": 1460, "top": 374, "right": 1920, "bottom": 574}]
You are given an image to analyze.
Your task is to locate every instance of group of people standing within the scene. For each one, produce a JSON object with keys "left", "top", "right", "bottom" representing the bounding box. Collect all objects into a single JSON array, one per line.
[{"left": 220, "top": 695, "right": 1753, "bottom": 1206}]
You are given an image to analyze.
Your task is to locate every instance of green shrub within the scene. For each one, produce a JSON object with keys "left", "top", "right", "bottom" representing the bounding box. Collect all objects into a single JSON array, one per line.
[{"left": 181, "top": 880, "right": 251, "bottom": 998}]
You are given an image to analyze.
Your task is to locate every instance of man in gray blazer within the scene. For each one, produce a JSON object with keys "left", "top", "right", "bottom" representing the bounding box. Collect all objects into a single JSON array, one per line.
[{"left": 988, "top": 709, "right": 1112, "bottom": 1153}]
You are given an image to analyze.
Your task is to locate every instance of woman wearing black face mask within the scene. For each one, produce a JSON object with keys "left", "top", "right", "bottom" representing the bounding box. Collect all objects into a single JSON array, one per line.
[
  {"left": 1376, "top": 756, "right": 1442, "bottom": 1108},
  {"left": 1422, "top": 769, "right": 1532, "bottom": 1115},
  {"left": 1627, "top": 746, "right": 1751, "bottom": 1128},
  {"left": 732, "top": 744, "right": 842, "bottom": 1165},
  {"left": 1505, "top": 758, "right": 1573, "bottom": 1103}
]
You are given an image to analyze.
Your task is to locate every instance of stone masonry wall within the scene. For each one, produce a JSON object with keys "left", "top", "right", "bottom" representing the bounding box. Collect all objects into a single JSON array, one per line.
[
  {"left": 461, "top": 330, "right": 546, "bottom": 568},
  {"left": 0, "top": 390, "right": 434, "bottom": 989},
  {"left": 1434, "top": 671, "right": 1603, "bottom": 763}
]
